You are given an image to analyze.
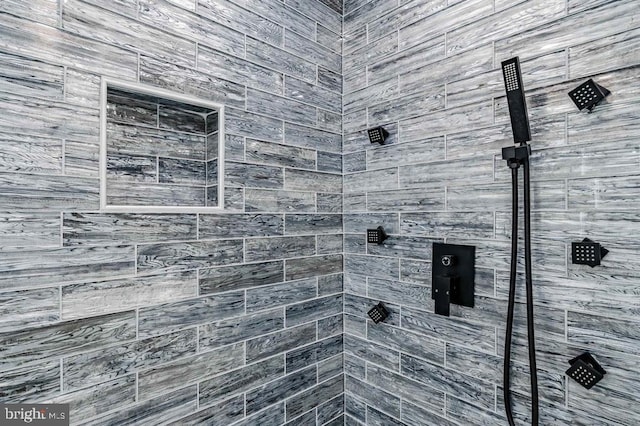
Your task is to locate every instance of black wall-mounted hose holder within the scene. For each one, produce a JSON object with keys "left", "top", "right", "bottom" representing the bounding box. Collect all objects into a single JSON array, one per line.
[
  {"left": 502, "top": 144, "right": 531, "bottom": 169},
  {"left": 568, "top": 79, "right": 610, "bottom": 112},
  {"left": 431, "top": 243, "right": 475, "bottom": 317},
  {"left": 367, "top": 302, "right": 389, "bottom": 324},
  {"left": 572, "top": 238, "right": 608, "bottom": 267},
  {"left": 566, "top": 352, "right": 606, "bottom": 389},
  {"left": 367, "top": 226, "right": 388, "bottom": 245}
]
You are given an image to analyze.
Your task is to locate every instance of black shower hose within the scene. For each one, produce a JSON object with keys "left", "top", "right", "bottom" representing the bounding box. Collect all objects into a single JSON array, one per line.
[{"left": 503, "top": 159, "right": 539, "bottom": 426}]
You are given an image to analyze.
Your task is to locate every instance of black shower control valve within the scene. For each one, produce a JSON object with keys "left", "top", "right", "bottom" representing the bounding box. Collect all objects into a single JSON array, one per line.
[
  {"left": 432, "top": 243, "right": 475, "bottom": 317},
  {"left": 441, "top": 255, "right": 456, "bottom": 267}
]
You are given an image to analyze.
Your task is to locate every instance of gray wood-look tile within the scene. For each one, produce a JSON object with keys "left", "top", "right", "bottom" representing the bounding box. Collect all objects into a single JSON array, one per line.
[
  {"left": 225, "top": 161, "right": 285, "bottom": 189},
  {"left": 318, "top": 315, "right": 343, "bottom": 340},
  {"left": 246, "top": 323, "right": 316, "bottom": 363},
  {"left": 286, "top": 76, "right": 341, "bottom": 114},
  {"left": 138, "top": 342, "right": 244, "bottom": 399},
  {"left": 0, "top": 132, "right": 62, "bottom": 175},
  {"left": 0, "top": 288, "right": 59, "bottom": 333},
  {"left": 1, "top": 0, "right": 62, "bottom": 26},
  {"left": 0, "top": 14, "right": 138, "bottom": 80},
  {"left": 401, "top": 353, "right": 495, "bottom": 410},
  {"left": 317, "top": 193, "right": 342, "bottom": 213},
  {"left": 317, "top": 151, "right": 342, "bottom": 173},
  {"left": 317, "top": 66, "right": 343, "bottom": 94},
  {"left": 246, "top": 36, "right": 317, "bottom": 83},
  {"left": 198, "top": 355, "right": 284, "bottom": 405},
  {"left": 344, "top": 334, "right": 399, "bottom": 372},
  {"left": 285, "top": 169, "right": 342, "bottom": 194},
  {"left": 0, "top": 360, "right": 61, "bottom": 403},
  {"left": 138, "top": 291, "right": 244, "bottom": 338},
  {"left": 0, "top": 51, "right": 64, "bottom": 99},
  {"left": 316, "top": 24, "right": 342, "bottom": 54},
  {"left": 247, "top": 366, "right": 318, "bottom": 414},
  {"left": 88, "top": 385, "right": 197, "bottom": 426},
  {"left": 63, "top": 329, "right": 196, "bottom": 391},
  {"left": 401, "top": 306, "right": 496, "bottom": 353},
  {"left": 365, "top": 364, "right": 445, "bottom": 414},
  {"left": 140, "top": 55, "right": 246, "bottom": 108},
  {"left": 246, "top": 278, "right": 317, "bottom": 313},
  {"left": 63, "top": 213, "right": 197, "bottom": 246},
  {"left": 245, "top": 189, "right": 316, "bottom": 212},
  {"left": 62, "top": 271, "right": 197, "bottom": 319},
  {"left": 317, "top": 109, "right": 342, "bottom": 134},
  {"left": 138, "top": 0, "right": 245, "bottom": 57},
  {"left": 198, "top": 213, "right": 283, "bottom": 239},
  {"left": 62, "top": 0, "right": 196, "bottom": 68},
  {"left": 0, "top": 311, "right": 136, "bottom": 371},
  {"left": 317, "top": 274, "right": 342, "bottom": 296},
  {"left": 401, "top": 400, "right": 455, "bottom": 426},
  {"left": 51, "top": 375, "right": 136, "bottom": 423},
  {"left": 200, "top": 261, "right": 285, "bottom": 295},
  {"left": 232, "top": 402, "right": 286, "bottom": 426},
  {"left": 199, "top": 308, "right": 284, "bottom": 350},
  {"left": 0, "top": 211, "right": 61, "bottom": 250},
  {"left": 284, "top": 122, "right": 342, "bottom": 152},
  {"left": 318, "top": 353, "right": 344, "bottom": 382},
  {"left": 1, "top": 92, "right": 99, "bottom": 141},
  {"left": 234, "top": 0, "right": 316, "bottom": 40},
  {"left": 317, "top": 394, "right": 344, "bottom": 424},
  {"left": 167, "top": 394, "right": 244, "bottom": 425},
  {"left": 285, "top": 214, "right": 342, "bottom": 235},
  {"left": 137, "top": 239, "right": 243, "bottom": 273},
  {"left": 287, "top": 335, "right": 343, "bottom": 373},
  {"left": 226, "top": 107, "right": 284, "bottom": 143},
  {"left": 246, "top": 138, "right": 316, "bottom": 169},
  {"left": 285, "top": 254, "right": 343, "bottom": 281},
  {"left": 247, "top": 87, "right": 317, "bottom": 126},
  {"left": 246, "top": 235, "right": 316, "bottom": 262},
  {"left": 346, "top": 374, "right": 400, "bottom": 419},
  {"left": 107, "top": 121, "right": 206, "bottom": 160},
  {"left": 317, "top": 234, "right": 343, "bottom": 255},
  {"left": 288, "top": 0, "right": 341, "bottom": 32},
  {"left": 286, "top": 375, "right": 343, "bottom": 420},
  {"left": 198, "top": 0, "right": 283, "bottom": 46},
  {"left": 0, "top": 245, "right": 134, "bottom": 292},
  {"left": 286, "top": 294, "right": 342, "bottom": 327},
  {"left": 106, "top": 182, "right": 206, "bottom": 207},
  {"left": 497, "top": 2, "right": 639, "bottom": 61},
  {"left": 285, "top": 29, "right": 341, "bottom": 74}
]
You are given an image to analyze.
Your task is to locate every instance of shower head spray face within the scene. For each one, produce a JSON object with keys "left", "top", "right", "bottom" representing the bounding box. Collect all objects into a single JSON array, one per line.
[
  {"left": 501, "top": 57, "right": 531, "bottom": 145},
  {"left": 568, "top": 79, "right": 610, "bottom": 112},
  {"left": 367, "top": 126, "right": 389, "bottom": 145}
]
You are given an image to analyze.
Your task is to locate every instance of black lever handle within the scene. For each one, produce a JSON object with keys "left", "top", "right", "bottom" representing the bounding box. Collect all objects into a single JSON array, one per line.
[{"left": 434, "top": 275, "right": 454, "bottom": 317}]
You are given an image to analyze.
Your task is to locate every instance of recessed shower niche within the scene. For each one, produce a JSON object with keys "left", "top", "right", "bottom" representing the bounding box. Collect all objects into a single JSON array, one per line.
[{"left": 100, "top": 79, "right": 225, "bottom": 212}]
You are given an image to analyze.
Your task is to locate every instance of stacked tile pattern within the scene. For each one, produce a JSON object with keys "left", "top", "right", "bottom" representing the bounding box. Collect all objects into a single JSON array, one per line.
[
  {"left": 342, "top": 0, "right": 640, "bottom": 425},
  {"left": 0, "top": 1, "right": 344, "bottom": 424}
]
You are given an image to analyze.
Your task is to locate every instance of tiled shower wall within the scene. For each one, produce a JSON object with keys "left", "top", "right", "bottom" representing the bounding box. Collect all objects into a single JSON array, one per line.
[
  {"left": 0, "top": 0, "right": 344, "bottom": 424},
  {"left": 342, "top": 0, "right": 640, "bottom": 425}
]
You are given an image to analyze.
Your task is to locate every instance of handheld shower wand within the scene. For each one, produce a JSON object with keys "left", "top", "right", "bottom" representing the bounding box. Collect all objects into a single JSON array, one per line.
[{"left": 500, "top": 57, "right": 539, "bottom": 426}]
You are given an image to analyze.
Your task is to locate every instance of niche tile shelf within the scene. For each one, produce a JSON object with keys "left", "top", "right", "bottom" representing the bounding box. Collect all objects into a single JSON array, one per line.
[{"left": 100, "top": 78, "right": 225, "bottom": 212}]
